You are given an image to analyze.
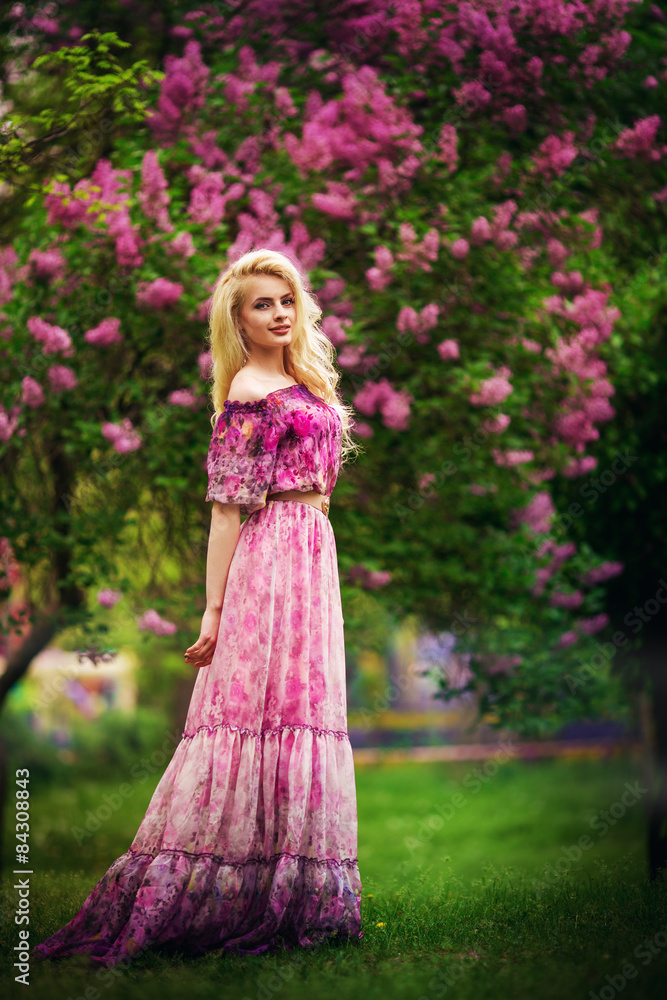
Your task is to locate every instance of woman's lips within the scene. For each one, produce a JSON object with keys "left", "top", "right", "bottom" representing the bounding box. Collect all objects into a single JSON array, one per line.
[{"left": 270, "top": 326, "right": 290, "bottom": 333}]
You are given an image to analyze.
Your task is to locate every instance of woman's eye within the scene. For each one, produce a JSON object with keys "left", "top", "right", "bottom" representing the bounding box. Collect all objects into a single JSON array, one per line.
[{"left": 255, "top": 299, "right": 294, "bottom": 309}]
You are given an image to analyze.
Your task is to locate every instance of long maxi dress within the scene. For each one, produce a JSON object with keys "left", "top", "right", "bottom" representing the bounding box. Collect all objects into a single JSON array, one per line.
[{"left": 33, "top": 382, "right": 363, "bottom": 964}]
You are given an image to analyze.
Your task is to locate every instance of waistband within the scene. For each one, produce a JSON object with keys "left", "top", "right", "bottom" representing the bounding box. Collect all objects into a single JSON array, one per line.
[{"left": 266, "top": 489, "right": 330, "bottom": 517}]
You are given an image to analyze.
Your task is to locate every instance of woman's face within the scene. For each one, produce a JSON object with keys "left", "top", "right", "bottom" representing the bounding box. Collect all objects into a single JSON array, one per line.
[{"left": 238, "top": 275, "right": 296, "bottom": 352}]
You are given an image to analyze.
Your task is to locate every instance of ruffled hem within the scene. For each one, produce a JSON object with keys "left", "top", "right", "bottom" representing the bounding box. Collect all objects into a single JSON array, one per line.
[
  {"left": 182, "top": 719, "right": 350, "bottom": 741},
  {"left": 221, "top": 383, "right": 303, "bottom": 413},
  {"left": 131, "top": 723, "right": 358, "bottom": 862},
  {"left": 32, "top": 846, "right": 363, "bottom": 965}
]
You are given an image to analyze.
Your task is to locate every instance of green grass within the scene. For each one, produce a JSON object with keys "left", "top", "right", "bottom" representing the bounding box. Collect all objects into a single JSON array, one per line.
[{"left": 2, "top": 754, "right": 667, "bottom": 1000}]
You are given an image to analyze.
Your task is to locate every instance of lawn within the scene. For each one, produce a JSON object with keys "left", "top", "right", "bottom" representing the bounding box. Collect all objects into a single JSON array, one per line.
[{"left": 2, "top": 751, "right": 666, "bottom": 1000}]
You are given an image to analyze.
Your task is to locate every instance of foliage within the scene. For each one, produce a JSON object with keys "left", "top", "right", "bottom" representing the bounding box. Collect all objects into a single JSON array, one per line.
[
  {"left": 1, "top": 701, "right": 174, "bottom": 786},
  {"left": 1, "top": 2, "right": 666, "bottom": 735},
  {"left": 0, "top": 28, "right": 162, "bottom": 205}
]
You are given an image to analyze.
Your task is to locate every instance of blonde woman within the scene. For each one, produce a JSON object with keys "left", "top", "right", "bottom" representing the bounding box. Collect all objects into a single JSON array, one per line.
[{"left": 33, "top": 249, "right": 364, "bottom": 964}]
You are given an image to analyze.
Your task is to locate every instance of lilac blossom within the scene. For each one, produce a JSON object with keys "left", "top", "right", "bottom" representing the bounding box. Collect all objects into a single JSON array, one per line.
[{"left": 137, "top": 608, "right": 177, "bottom": 635}]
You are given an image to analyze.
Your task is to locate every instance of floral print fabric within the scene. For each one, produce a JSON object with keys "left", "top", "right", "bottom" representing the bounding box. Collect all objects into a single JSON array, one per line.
[
  {"left": 33, "top": 387, "right": 362, "bottom": 965},
  {"left": 205, "top": 383, "right": 343, "bottom": 516}
]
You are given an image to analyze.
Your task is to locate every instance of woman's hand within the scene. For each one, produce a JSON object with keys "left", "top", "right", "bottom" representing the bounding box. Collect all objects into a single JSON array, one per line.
[{"left": 184, "top": 605, "right": 222, "bottom": 669}]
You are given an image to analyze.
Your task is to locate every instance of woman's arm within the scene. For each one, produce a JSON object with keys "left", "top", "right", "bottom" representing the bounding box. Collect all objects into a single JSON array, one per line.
[{"left": 184, "top": 501, "right": 241, "bottom": 669}]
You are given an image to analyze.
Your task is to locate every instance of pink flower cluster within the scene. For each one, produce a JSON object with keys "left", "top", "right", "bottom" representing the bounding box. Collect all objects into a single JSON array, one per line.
[
  {"left": 452, "top": 78, "right": 492, "bottom": 112},
  {"left": 548, "top": 541, "right": 577, "bottom": 571},
  {"left": 556, "top": 630, "right": 579, "bottom": 649},
  {"left": 551, "top": 270, "right": 585, "bottom": 297},
  {"left": 296, "top": 0, "right": 639, "bottom": 103},
  {"left": 482, "top": 412, "right": 510, "bottom": 433},
  {"left": 579, "top": 561, "right": 624, "bottom": 586},
  {"left": 366, "top": 245, "right": 395, "bottom": 291},
  {"left": 28, "top": 247, "right": 66, "bottom": 283},
  {"left": 168, "top": 388, "right": 200, "bottom": 408},
  {"left": 353, "top": 377, "right": 413, "bottom": 431},
  {"left": 337, "top": 345, "right": 369, "bottom": 370},
  {"left": 137, "top": 151, "right": 174, "bottom": 233},
  {"left": 530, "top": 539, "right": 587, "bottom": 599},
  {"left": 283, "top": 66, "right": 423, "bottom": 184},
  {"left": 148, "top": 39, "right": 210, "bottom": 146},
  {"left": 544, "top": 288, "right": 618, "bottom": 457},
  {"left": 351, "top": 419, "right": 374, "bottom": 439},
  {"left": 469, "top": 371, "right": 513, "bottom": 406},
  {"left": 486, "top": 654, "right": 523, "bottom": 676},
  {"left": 167, "top": 232, "right": 196, "bottom": 259},
  {"left": 449, "top": 238, "right": 469, "bottom": 260},
  {"left": 418, "top": 472, "right": 436, "bottom": 491},
  {"left": 396, "top": 223, "right": 439, "bottom": 272},
  {"left": 101, "top": 418, "right": 142, "bottom": 453},
  {"left": 186, "top": 165, "right": 244, "bottom": 234},
  {"left": 136, "top": 278, "right": 183, "bottom": 310},
  {"left": 316, "top": 276, "right": 349, "bottom": 313},
  {"left": 45, "top": 159, "right": 143, "bottom": 271},
  {"left": 27, "top": 316, "right": 73, "bottom": 355},
  {"left": 84, "top": 318, "right": 123, "bottom": 347},
  {"left": 397, "top": 302, "right": 439, "bottom": 343},
  {"left": 549, "top": 589, "right": 584, "bottom": 609},
  {"left": 437, "top": 123, "right": 459, "bottom": 172},
  {"left": 21, "top": 377, "right": 44, "bottom": 408},
  {"left": 227, "top": 191, "right": 325, "bottom": 270},
  {"left": 580, "top": 206, "right": 604, "bottom": 250},
  {"left": 512, "top": 490, "right": 555, "bottom": 536},
  {"left": 575, "top": 613, "right": 609, "bottom": 635},
  {"left": 221, "top": 44, "right": 282, "bottom": 115},
  {"left": 469, "top": 201, "right": 519, "bottom": 252},
  {"left": 562, "top": 455, "right": 598, "bottom": 478},
  {"left": 97, "top": 589, "right": 122, "bottom": 608},
  {"left": 347, "top": 564, "right": 392, "bottom": 589},
  {"left": 48, "top": 365, "right": 77, "bottom": 393},
  {"left": 531, "top": 130, "right": 578, "bottom": 178},
  {"left": 613, "top": 115, "right": 667, "bottom": 162},
  {"left": 198, "top": 350, "right": 213, "bottom": 380},
  {"left": 311, "top": 182, "right": 358, "bottom": 222},
  {"left": 492, "top": 448, "right": 534, "bottom": 467},
  {"left": 0, "top": 246, "right": 20, "bottom": 306},
  {"left": 503, "top": 105, "right": 527, "bottom": 133},
  {"left": 136, "top": 608, "right": 177, "bottom": 635},
  {"left": 437, "top": 339, "right": 460, "bottom": 361},
  {"left": 0, "top": 404, "right": 20, "bottom": 442},
  {"left": 321, "top": 315, "right": 350, "bottom": 348}
]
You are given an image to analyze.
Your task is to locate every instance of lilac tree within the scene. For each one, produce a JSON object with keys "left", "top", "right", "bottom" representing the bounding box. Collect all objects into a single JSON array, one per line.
[{"left": 1, "top": 1, "right": 664, "bottom": 758}]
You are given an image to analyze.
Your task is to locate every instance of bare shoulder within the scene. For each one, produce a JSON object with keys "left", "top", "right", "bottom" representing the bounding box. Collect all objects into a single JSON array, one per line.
[{"left": 227, "top": 370, "right": 272, "bottom": 404}]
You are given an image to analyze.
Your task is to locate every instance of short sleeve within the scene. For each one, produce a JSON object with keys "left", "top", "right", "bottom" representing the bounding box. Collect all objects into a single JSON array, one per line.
[{"left": 205, "top": 398, "right": 284, "bottom": 515}]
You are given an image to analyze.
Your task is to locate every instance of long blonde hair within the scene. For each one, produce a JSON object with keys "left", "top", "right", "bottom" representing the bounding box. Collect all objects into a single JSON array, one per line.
[{"left": 206, "top": 248, "right": 360, "bottom": 462}]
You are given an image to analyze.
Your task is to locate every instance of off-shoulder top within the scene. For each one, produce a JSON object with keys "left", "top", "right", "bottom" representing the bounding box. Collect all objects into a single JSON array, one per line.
[{"left": 205, "top": 383, "right": 343, "bottom": 516}]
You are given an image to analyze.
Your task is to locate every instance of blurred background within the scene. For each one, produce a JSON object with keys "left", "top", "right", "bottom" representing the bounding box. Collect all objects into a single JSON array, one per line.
[{"left": 1, "top": 2, "right": 667, "bottom": 998}]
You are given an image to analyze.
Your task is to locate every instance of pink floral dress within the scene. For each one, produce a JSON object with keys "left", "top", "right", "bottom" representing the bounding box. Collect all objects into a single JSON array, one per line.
[{"left": 33, "top": 383, "right": 363, "bottom": 964}]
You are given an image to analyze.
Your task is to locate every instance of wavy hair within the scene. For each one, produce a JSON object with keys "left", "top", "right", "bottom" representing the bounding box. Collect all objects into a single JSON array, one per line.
[{"left": 206, "top": 248, "right": 360, "bottom": 463}]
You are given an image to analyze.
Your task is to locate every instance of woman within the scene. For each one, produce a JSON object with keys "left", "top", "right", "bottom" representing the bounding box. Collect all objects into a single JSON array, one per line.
[{"left": 33, "top": 248, "right": 364, "bottom": 965}]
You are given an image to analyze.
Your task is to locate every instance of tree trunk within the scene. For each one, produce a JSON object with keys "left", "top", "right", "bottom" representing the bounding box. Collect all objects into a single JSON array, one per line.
[
  {"left": 0, "top": 732, "right": 5, "bottom": 878},
  {"left": 0, "top": 436, "right": 86, "bottom": 874},
  {"left": 0, "top": 615, "right": 60, "bottom": 877},
  {"left": 0, "top": 617, "right": 58, "bottom": 711},
  {"left": 647, "top": 642, "right": 667, "bottom": 880}
]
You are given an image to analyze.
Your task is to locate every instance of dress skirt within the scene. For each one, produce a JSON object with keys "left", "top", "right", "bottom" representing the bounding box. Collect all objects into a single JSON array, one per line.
[{"left": 33, "top": 499, "right": 363, "bottom": 965}]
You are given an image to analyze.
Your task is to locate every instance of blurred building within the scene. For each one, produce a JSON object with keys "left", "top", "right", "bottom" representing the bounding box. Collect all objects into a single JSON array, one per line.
[
  {"left": 346, "top": 620, "right": 497, "bottom": 747},
  {"left": 6, "top": 645, "right": 139, "bottom": 736}
]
